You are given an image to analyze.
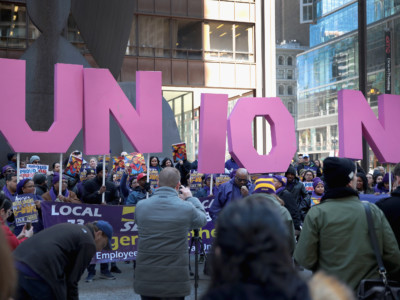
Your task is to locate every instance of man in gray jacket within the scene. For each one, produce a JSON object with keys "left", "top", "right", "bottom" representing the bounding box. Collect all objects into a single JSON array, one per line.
[{"left": 134, "top": 167, "right": 208, "bottom": 299}]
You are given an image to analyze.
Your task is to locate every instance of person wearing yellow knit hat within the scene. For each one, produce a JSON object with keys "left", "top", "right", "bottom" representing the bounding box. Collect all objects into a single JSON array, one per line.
[{"left": 252, "top": 176, "right": 296, "bottom": 254}]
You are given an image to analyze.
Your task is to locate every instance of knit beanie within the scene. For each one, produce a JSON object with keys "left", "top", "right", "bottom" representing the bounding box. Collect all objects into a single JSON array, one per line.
[
  {"left": 323, "top": 157, "right": 356, "bottom": 188},
  {"left": 96, "top": 163, "right": 108, "bottom": 174},
  {"left": 17, "top": 178, "right": 30, "bottom": 195},
  {"left": 382, "top": 172, "right": 394, "bottom": 184},
  {"left": 313, "top": 177, "right": 324, "bottom": 189},
  {"left": 253, "top": 176, "right": 276, "bottom": 194},
  {"left": 29, "top": 155, "right": 40, "bottom": 163},
  {"left": 273, "top": 175, "right": 287, "bottom": 187}
]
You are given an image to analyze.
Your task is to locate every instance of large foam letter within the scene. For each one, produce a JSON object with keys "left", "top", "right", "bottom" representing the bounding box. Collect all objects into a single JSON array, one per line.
[
  {"left": 198, "top": 94, "right": 228, "bottom": 173},
  {"left": 338, "top": 90, "right": 400, "bottom": 163},
  {"left": 83, "top": 70, "right": 162, "bottom": 155},
  {"left": 227, "top": 98, "right": 296, "bottom": 173},
  {"left": 0, "top": 59, "right": 83, "bottom": 153}
]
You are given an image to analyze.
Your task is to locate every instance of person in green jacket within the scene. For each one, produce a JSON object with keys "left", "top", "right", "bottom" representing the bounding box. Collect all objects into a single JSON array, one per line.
[{"left": 294, "top": 157, "right": 400, "bottom": 291}]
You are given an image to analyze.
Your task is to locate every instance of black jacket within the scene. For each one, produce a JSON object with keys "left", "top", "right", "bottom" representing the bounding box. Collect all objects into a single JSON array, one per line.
[
  {"left": 376, "top": 187, "right": 400, "bottom": 248},
  {"left": 82, "top": 176, "right": 119, "bottom": 205},
  {"left": 14, "top": 223, "right": 96, "bottom": 300},
  {"left": 175, "top": 160, "right": 192, "bottom": 186},
  {"left": 277, "top": 189, "right": 302, "bottom": 230}
]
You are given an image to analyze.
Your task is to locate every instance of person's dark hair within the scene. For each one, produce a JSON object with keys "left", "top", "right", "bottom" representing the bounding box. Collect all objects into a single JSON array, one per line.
[
  {"left": 356, "top": 172, "right": 368, "bottom": 193},
  {"left": 150, "top": 156, "right": 160, "bottom": 166},
  {"left": 161, "top": 157, "right": 174, "bottom": 168},
  {"left": 208, "top": 194, "right": 304, "bottom": 298},
  {"left": 373, "top": 173, "right": 383, "bottom": 186},
  {"left": 129, "top": 175, "right": 137, "bottom": 187},
  {"left": 302, "top": 170, "right": 315, "bottom": 182},
  {"left": 52, "top": 162, "right": 59, "bottom": 170},
  {"left": 393, "top": 163, "right": 400, "bottom": 178},
  {"left": 5, "top": 173, "right": 16, "bottom": 182},
  {"left": 0, "top": 193, "right": 12, "bottom": 212},
  {"left": 33, "top": 173, "right": 47, "bottom": 185}
]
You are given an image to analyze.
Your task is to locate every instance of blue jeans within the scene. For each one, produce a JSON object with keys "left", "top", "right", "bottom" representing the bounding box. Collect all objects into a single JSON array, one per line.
[{"left": 16, "top": 271, "right": 55, "bottom": 300}]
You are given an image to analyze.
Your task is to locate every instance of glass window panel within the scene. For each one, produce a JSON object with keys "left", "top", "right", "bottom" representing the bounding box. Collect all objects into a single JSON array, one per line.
[
  {"left": 208, "top": 22, "right": 233, "bottom": 52},
  {"left": 172, "top": 19, "right": 202, "bottom": 60},
  {"left": 138, "top": 16, "right": 170, "bottom": 58},
  {"left": 0, "top": 3, "right": 27, "bottom": 48}
]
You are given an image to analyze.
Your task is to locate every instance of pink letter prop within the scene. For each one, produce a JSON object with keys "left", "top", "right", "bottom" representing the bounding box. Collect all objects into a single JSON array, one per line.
[
  {"left": 0, "top": 59, "right": 83, "bottom": 153},
  {"left": 83, "top": 70, "right": 162, "bottom": 155},
  {"left": 338, "top": 89, "right": 400, "bottom": 163},
  {"left": 227, "top": 98, "right": 296, "bottom": 173},
  {"left": 198, "top": 94, "right": 228, "bottom": 173}
]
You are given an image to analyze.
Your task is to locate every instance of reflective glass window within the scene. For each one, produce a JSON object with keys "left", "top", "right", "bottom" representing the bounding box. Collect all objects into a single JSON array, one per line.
[
  {"left": 287, "top": 56, "right": 293, "bottom": 65},
  {"left": 0, "top": 3, "right": 28, "bottom": 48},
  {"left": 138, "top": 16, "right": 170, "bottom": 58},
  {"left": 278, "top": 56, "right": 284, "bottom": 65},
  {"left": 171, "top": 19, "right": 202, "bottom": 60}
]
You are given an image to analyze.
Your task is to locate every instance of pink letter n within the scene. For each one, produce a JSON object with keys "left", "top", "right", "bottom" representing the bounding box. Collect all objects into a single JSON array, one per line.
[
  {"left": 83, "top": 70, "right": 162, "bottom": 155},
  {"left": 338, "top": 90, "right": 400, "bottom": 163}
]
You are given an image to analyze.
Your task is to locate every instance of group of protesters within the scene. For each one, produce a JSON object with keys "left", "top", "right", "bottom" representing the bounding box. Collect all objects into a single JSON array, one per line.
[{"left": 2, "top": 149, "right": 400, "bottom": 300}]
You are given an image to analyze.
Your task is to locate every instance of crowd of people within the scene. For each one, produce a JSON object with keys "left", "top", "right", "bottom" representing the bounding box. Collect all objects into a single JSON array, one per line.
[{"left": 1, "top": 150, "right": 400, "bottom": 300}]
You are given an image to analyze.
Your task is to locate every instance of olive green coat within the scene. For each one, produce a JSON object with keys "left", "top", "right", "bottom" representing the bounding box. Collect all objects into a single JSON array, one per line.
[{"left": 294, "top": 196, "right": 400, "bottom": 291}]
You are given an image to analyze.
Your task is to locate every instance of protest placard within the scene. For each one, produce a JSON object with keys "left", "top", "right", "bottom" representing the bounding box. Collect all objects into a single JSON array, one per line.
[
  {"left": 172, "top": 142, "right": 187, "bottom": 162},
  {"left": 215, "top": 174, "right": 230, "bottom": 186},
  {"left": 19, "top": 168, "right": 38, "bottom": 180},
  {"left": 125, "top": 152, "right": 147, "bottom": 175},
  {"left": 65, "top": 155, "right": 83, "bottom": 176},
  {"left": 189, "top": 170, "right": 204, "bottom": 191},
  {"left": 148, "top": 168, "right": 159, "bottom": 189},
  {"left": 13, "top": 194, "right": 39, "bottom": 226},
  {"left": 27, "top": 164, "right": 49, "bottom": 175}
]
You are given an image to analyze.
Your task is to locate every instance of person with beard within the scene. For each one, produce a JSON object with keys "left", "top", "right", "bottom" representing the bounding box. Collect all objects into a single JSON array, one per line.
[{"left": 294, "top": 157, "right": 400, "bottom": 291}]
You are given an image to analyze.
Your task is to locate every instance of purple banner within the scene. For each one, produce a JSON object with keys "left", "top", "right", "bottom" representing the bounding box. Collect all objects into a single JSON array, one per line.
[{"left": 41, "top": 196, "right": 216, "bottom": 263}]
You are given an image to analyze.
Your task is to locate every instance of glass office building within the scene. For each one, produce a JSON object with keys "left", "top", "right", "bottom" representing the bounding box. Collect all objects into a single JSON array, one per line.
[{"left": 297, "top": 0, "right": 400, "bottom": 161}]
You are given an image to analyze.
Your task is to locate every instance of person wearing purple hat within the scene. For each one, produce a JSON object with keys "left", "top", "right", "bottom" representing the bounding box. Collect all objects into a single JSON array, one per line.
[
  {"left": 13, "top": 179, "right": 44, "bottom": 236},
  {"left": 273, "top": 175, "right": 302, "bottom": 234},
  {"left": 0, "top": 165, "right": 16, "bottom": 190},
  {"left": 194, "top": 174, "right": 219, "bottom": 198},
  {"left": 42, "top": 174, "right": 81, "bottom": 203},
  {"left": 73, "top": 168, "right": 96, "bottom": 200},
  {"left": 310, "top": 177, "right": 324, "bottom": 206},
  {"left": 374, "top": 172, "right": 393, "bottom": 194}
]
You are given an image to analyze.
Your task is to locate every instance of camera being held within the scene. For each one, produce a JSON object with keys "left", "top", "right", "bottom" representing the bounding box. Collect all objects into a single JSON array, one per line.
[{"left": 178, "top": 185, "right": 192, "bottom": 201}]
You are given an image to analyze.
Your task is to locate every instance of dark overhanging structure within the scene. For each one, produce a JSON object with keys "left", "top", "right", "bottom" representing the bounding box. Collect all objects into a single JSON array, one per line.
[{"left": 0, "top": 0, "right": 181, "bottom": 167}]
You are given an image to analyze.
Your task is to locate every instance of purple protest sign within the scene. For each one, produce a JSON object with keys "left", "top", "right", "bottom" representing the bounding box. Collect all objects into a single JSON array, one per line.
[
  {"left": 41, "top": 202, "right": 138, "bottom": 263},
  {"left": 41, "top": 198, "right": 216, "bottom": 263}
]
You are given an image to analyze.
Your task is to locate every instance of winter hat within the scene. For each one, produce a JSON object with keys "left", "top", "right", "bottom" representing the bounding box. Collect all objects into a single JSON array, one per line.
[
  {"left": 96, "top": 163, "right": 108, "bottom": 174},
  {"left": 33, "top": 173, "right": 47, "bottom": 185},
  {"left": 85, "top": 168, "right": 96, "bottom": 176},
  {"left": 285, "top": 165, "right": 297, "bottom": 177},
  {"left": 2, "top": 165, "right": 14, "bottom": 174},
  {"left": 253, "top": 176, "right": 276, "bottom": 194},
  {"left": 52, "top": 173, "right": 68, "bottom": 185},
  {"left": 382, "top": 173, "right": 394, "bottom": 184},
  {"left": 96, "top": 220, "right": 114, "bottom": 250},
  {"left": 273, "top": 175, "right": 287, "bottom": 187},
  {"left": 313, "top": 177, "right": 324, "bottom": 189},
  {"left": 323, "top": 157, "right": 356, "bottom": 188},
  {"left": 29, "top": 155, "right": 40, "bottom": 164},
  {"left": 17, "top": 178, "right": 31, "bottom": 195}
]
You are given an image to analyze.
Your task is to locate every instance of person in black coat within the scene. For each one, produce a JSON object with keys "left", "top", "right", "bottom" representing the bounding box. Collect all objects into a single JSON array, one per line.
[
  {"left": 273, "top": 175, "right": 302, "bottom": 234},
  {"left": 284, "top": 165, "right": 310, "bottom": 222},
  {"left": 376, "top": 163, "right": 400, "bottom": 249},
  {"left": 175, "top": 159, "right": 192, "bottom": 186},
  {"left": 14, "top": 221, "right": 113, "bottom": 300}
]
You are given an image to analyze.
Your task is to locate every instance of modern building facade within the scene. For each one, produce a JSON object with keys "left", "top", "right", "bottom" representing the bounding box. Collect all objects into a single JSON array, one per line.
[
  {"left": 0, "top": 0, "right": 279, "bottom": 163},
  {"left": 296, "top": 0, "right": 400, "bottom": 162}
]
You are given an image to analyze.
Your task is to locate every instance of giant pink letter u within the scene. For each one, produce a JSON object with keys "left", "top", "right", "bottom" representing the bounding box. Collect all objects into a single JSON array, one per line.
[{"left": 0, "top": 59, "right": 83, "bottom": 153}]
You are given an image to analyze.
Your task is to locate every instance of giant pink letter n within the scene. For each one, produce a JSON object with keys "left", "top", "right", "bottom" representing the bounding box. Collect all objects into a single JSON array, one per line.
[
  {"left": 0, "top": 59, "right": 83, "bottom": 153},
  {"left": 83, "top": 69, "right": 162, "bottom": 155},
  {"left": 338, "top": 90, "right": 400, "bottom": 163},
  {"left": 228, "top": 98, "right": 296, "bottom": 173}
]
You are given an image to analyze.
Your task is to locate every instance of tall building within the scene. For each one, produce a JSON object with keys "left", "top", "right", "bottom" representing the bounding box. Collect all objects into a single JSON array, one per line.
[
  {"left": 0, "top": 0, "right": 277, "bottom": 162},
  {"left": 296, "top": 0, "right": 400, "bottom": 162}
]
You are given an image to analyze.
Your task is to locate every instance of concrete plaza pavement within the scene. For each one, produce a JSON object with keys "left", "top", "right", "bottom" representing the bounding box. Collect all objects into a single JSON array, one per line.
[{"left": 78, "top": 258, "right": 211, "bottom": 300}]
